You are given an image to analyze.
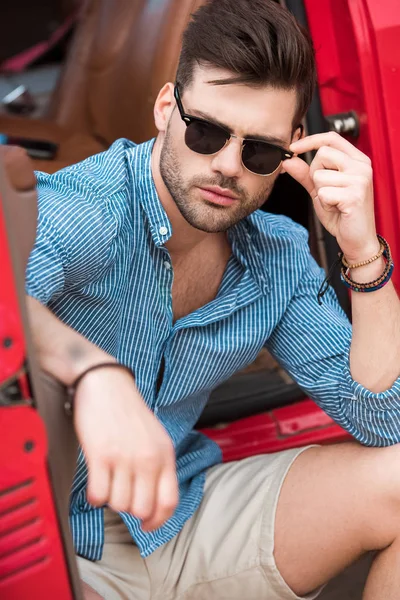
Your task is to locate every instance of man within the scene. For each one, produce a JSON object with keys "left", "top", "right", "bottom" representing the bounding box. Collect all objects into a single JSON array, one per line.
[{"left": 26, "top": 0, "right": 400, "bottom": 598}]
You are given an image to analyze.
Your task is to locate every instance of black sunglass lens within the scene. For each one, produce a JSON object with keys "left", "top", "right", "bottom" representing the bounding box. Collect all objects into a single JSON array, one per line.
[
  {"left": 185, "top": 120, "right": 228, "bottom": 155},
  {"left": 242, "top": 141, "right": 282, "bottom": 175}
]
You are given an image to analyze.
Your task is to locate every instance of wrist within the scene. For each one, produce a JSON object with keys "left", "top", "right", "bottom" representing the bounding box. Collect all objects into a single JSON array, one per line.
[
  {"left": 66, "top": 362, "right": 135, "bottom": 415},
  {"left": 342, "top": 240, "right": 381, "bottom": 266},
  {"left": 349, "top": 256, "right": 386, "bottom": 284}
]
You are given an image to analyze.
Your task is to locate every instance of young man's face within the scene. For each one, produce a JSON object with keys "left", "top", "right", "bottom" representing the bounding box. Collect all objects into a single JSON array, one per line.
[{"left": 157, "top": 66, "right": 300, "bottom": 233}]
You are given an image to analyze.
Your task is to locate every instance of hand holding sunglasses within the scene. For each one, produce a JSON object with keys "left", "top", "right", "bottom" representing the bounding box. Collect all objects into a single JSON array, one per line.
[
  {"left": 283, "top": 131, "right": 378, "bottom": 265},
  {"left": 174, "top": 84, "right": 294, "bottom": 176}
]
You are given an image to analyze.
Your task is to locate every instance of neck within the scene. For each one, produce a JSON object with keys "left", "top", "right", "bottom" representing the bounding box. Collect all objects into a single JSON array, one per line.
[{"left": 151, "top": 137, "right": 226, "bottom": 256}]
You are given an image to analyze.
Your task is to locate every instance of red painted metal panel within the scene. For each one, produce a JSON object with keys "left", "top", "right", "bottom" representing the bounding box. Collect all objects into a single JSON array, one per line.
[
  {"left": 0, "top": 205, "right": 25, "bottom": 384},
  {"left": 0, "top": 407, "right": 73, "bottom": 600},
  {"left": 202, "top": 399, "right": 352, "bottom": 462}
]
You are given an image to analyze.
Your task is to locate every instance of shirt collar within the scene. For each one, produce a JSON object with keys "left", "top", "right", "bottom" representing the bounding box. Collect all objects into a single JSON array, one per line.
[{"left": 131, "top": 138, "right": 173, "bottom": 247}]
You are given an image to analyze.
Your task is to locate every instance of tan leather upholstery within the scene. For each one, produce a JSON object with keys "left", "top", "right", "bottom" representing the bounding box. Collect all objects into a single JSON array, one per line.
[
  {"left": 0, "top": 0, "right": 207, "bottom": 173},
  {"left": 0, "top": 113, "right": 104, "bottom": 172},
  {"left": 49, "top": 0, "right": 207, "bottom": 144}
]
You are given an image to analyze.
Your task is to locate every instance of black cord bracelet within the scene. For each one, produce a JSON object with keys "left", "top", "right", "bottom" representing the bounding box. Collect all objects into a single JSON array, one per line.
[{"left": 64, "top": 362, "right": 135, "bottom": 416}]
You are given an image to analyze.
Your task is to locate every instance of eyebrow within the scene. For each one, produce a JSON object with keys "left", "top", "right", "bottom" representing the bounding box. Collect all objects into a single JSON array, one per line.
[{"left": 189, "top": 108, "right": 289, "bottom": 147}]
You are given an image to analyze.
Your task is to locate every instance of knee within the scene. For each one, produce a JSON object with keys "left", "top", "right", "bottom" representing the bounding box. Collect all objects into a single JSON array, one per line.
[
  {"left": 81, "top": 581, "right": 104, "bottom": 600},
  {"left": 375, "top": 443, "right": 400, "bottom": 483},
  {"left": 351, "top": 443, "right": 400, "bottom": 551},
  {"left": 365, "top": 443, "right": 400, "bottom": 508}
]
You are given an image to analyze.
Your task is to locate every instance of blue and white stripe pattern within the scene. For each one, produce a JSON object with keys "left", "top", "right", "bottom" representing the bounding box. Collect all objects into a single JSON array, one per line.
[{"left": 26, "top": 138, "right": 400, "bottom": 560}]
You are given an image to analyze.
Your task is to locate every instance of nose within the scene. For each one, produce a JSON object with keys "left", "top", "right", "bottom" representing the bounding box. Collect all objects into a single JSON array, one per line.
[{"left": 210, "top": 137, "right": 243, "bottom": 179}]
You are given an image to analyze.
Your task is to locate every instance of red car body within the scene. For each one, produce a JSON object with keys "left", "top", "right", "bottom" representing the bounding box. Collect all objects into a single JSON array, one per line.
[{"left": 0, "top": 1, "right": 399, "bottom": 597}]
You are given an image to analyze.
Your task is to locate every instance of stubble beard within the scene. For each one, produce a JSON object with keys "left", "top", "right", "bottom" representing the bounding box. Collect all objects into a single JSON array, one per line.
[{"left": 159, "top": 127, "right": 275, "bottom": 233}]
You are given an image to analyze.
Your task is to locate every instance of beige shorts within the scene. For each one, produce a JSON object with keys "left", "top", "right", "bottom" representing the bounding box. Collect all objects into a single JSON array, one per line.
[{"left": 78, "top": 446, "right": 323, "bottom": 600}]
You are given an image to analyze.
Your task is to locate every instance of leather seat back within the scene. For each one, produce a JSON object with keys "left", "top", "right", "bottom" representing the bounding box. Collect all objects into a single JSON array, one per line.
[{"left": 49, "top": 0, "right": 207, "bottom": 145}]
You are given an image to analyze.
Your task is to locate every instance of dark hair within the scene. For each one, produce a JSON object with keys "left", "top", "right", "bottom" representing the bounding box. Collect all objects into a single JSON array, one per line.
[{"left": 176, "top": 0, "right": 316, "bottom": 127}]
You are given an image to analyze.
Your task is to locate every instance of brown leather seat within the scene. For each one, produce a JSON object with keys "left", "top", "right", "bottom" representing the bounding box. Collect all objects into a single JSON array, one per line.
[{"left": 0, "top": 0, "right": 206, "bottom": 173}]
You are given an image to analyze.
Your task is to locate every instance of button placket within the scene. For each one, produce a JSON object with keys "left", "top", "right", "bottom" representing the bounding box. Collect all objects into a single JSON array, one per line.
[{"left": 159, "top": 247, "right": 174, "bottom": 325}]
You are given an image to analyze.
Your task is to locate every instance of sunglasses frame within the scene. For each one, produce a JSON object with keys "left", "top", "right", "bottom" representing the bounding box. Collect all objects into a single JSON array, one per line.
[{"left": 174, "top": 84, "right": 294, "bottom": 177}]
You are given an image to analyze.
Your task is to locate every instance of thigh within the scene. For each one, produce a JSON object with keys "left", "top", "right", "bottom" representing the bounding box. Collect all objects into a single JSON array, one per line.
[
  {"left": 146, "top": 446, "right": 318, "bottom": 600},
  {"left": 274, "top": 442, "right": 400, "bottom": 598},
  {"left": 77, "top": 508, "right": 151, "bottom": 600}
]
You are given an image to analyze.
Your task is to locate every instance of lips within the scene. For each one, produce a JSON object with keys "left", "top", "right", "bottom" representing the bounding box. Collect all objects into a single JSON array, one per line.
[
  {"left": 198, "top": 186, "right": 239, "bottom": 207},
  {"left": 201, "top": 186, "right": 238, "bottom": 199}
]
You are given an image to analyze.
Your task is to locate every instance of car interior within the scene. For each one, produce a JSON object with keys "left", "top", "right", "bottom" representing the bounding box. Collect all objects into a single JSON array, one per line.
[{"left": 1, "top": 0, "right": 382, "bottom": 597}]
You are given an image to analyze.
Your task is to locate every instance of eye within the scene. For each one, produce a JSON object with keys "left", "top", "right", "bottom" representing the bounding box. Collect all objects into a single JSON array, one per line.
[
  {"left": 242, "top": 141, "right": 282, "bottom": 175},
  {"left": 185, "top": 120, "right": 229, "bottom": 154}
]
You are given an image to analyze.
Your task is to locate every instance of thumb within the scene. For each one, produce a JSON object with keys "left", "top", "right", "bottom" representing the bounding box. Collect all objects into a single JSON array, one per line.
[{"left": 281, "top": 156, "right": 315, "bottom": 198}]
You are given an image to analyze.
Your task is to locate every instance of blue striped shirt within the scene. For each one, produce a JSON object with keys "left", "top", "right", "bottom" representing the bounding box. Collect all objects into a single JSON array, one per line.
[{"left": 26, "top": 138, "right": 400, "bottom": 560}]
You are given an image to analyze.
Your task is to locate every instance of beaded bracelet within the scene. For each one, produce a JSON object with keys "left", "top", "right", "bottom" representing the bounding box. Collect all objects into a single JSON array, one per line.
[
  {"left": 317, "top": 235, "right": 394, "bottom": 304},
  {"left": 340, "top": 260, "right": 394, "bottom": 293},
  {"left": 342, "top": 241, "right": 385, "bottom": 270},
  {"left": 340, "top": 235, "right": 394, "bottom": 292}
]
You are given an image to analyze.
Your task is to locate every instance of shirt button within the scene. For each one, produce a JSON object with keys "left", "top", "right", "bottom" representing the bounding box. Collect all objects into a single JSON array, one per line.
[
  {"left": 164, "top": 261, "right": 171, "bottom": 270},
  {"left": 159, "top": 226, "right": 168, "bottom": 236}
]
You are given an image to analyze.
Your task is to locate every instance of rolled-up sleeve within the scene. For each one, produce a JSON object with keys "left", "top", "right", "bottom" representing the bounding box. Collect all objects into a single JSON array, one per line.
[
  {"left": 26, "top": 149, "right": 122, "bottom": 306},
  {"left": 265, "top": 253, "right": 400, "bottom": 446},
  {"left": 26, "top": 213, "right": 66, "bottom": 304}
]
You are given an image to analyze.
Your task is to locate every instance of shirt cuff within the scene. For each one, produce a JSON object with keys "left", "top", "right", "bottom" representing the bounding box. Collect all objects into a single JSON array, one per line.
[
  {"left": 340, "top": 349, "right": 400, "bottom": 411},
  {"left": 25, "top": 277, "right": 55, "bottom": 306}
]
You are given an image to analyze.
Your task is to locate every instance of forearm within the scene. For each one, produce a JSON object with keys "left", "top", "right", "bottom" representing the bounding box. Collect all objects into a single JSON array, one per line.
[
  {"left": 26, "top": 296, "right": 116, "bottom": 385},
  {"left": 350, "top": 257, "right": 400, "bottom": 393}
]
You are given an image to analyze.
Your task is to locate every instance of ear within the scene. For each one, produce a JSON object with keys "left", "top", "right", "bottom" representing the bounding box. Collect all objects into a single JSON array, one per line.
[
  {"left": 277, "top": 124, "right": 304, "bottom": 176},
  {"left": 291, "top": 123, "right": 304, "bottom": 143},
  {"left": 154, "top": 82, "right": 175, "bottom": 133}
]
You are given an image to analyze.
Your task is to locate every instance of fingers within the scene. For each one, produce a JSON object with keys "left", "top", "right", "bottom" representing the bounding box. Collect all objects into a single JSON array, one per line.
[
  {"left": 283, "top": 148, "right": 360, "bottom": 192},
  {"left": 109, "top": 467, "right": 132, "bottom": 512},
  {"left": 281, "top": 156, "right": 315, "bottom": 196},
  {"left": 313, "top": 170, "right": 368, "bottom": 189},
  {"left": 87, "top": 456, "right": 178, "bottom": 532},
  {"left": 283, "top": 148, "right": 371, "bottom": 198},
  {"left": 315, "top": 186, "right": 356, "bottom": 213},
  {"left": 136, "top": 446, "right": 178, "bottom": 531},
  {"left": 130, "top": 469, "right": 159, "bottom": 524},
  {"left": 290, "top": 131, "right": 370, "bottom": 163},
  {"left": 309, "top": 146, "right": 350, "bottom": 175},
  {"left": 143, "top": 468, "right": 179, "bottom": 532},
  {"left": 87, "top": 461, "right": 111, "bottom": 507}
]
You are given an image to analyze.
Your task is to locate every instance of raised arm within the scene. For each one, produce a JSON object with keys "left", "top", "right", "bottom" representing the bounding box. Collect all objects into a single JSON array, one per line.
[{"left": 283, "top": 132, "right": 400, "bottom": 393}]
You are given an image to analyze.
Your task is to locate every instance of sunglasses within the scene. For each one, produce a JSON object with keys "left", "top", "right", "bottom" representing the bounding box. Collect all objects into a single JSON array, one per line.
[{"left": 174, "top": 84, "right": 294, "bottom": 176}]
